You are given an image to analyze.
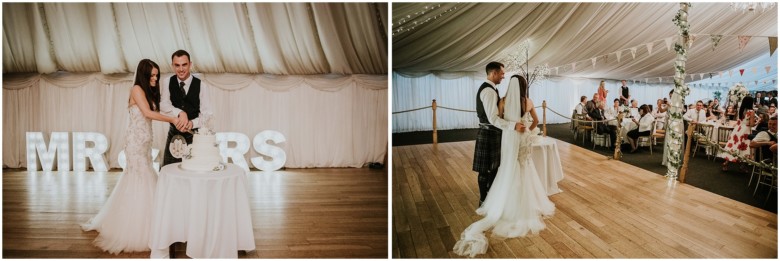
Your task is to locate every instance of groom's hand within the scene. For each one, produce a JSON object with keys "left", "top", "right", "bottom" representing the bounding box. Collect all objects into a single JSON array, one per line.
[
  {"left": 515, "top": 122, "right": 526, "bottom": 133},
  {"left": 176, "top": 112, "right": 188, "bottom": 130}
]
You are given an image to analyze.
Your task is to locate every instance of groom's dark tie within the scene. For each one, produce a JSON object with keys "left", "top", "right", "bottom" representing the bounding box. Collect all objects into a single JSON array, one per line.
[{"left": 179, "top": 81, "right": 186, "bottom": 95}]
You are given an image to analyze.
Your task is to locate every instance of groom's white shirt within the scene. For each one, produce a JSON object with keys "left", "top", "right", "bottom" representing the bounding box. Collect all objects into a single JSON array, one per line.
[
  {"left": 480, "top": 80, "right": 516, "bottom": 131},
  {"left": 160, "top": 74, "right": 214, "bottom": 129}
]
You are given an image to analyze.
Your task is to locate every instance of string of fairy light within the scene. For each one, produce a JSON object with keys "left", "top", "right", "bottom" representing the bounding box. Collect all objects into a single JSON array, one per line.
[{"left": 392, "top": 3, "right": 460, "bottom": 36}]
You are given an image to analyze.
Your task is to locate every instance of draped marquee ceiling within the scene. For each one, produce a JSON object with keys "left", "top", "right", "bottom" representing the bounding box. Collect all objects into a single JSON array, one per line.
[
  {"left": 392, "top": 2, "right": 777, "bottom": 85},
  {"left": 3, "top": 2, "right": 388, "bottom": 75}
]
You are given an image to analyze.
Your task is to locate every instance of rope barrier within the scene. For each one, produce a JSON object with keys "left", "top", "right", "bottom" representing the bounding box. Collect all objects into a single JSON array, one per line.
[
  {"left": 392, "top": 106, "right": 432, "bottom": 114},
  {"left": 436, "top": 106, "right": 475, "bottom": 113},
  {"left": 692, "top": 131, "right": 777, "bottom": 171},
  {"left": 394, "top": 104, "right": 615, "bottom": 123}
]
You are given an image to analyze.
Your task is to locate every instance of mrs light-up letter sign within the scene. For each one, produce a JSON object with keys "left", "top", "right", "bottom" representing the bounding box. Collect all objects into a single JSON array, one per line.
[{"left": 26, "top": 131, "right": 287, "bottom": 172}]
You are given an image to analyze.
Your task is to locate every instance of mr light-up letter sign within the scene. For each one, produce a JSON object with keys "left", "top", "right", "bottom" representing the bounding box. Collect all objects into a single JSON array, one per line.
[{"left": 26, "top": 131, "right": 287, "bottom": 172}]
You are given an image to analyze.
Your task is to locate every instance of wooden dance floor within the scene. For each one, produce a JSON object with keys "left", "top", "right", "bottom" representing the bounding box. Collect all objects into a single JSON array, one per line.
[
  {"left": 3, "top": 167, "right": 387, "bottom": 258},
  {"left": 392, "top": 138, "right": 778, "bottom": 258}
]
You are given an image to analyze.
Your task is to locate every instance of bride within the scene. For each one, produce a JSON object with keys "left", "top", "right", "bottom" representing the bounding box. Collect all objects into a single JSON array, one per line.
[
  {"left": 81, "top": 59, "right": 182, "bottom": 254},
  {"left": 453, "top": 75, "right": 555, "bottom": 257}
]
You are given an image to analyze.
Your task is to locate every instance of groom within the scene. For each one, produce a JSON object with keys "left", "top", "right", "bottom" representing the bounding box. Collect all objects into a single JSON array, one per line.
[
  {"left": 473, "top": 62, "right": 526, "bottom": 206},
  {"left": 160, "top": 49, "right": 215, "bottom": 166}
]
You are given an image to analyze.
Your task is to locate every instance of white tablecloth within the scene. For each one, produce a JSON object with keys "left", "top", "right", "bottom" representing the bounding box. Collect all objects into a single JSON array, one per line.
[
  {"left": 149, "top": 163, "right": 255, "bottom": 258},
  {"left": 618, "top": 120, "right": 638, "bottom": 143},
  {"left": 531, "top": 137, "right": 564, "bottom": 195},
  {"left": 702, "top": 120, "right": 737, "bottom": 156}
]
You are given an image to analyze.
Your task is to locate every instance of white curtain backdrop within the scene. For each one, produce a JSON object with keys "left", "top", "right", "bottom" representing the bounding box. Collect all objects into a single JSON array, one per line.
[
  {"left": 4, "top": 73, "right": 388, "bottom": 169},
  {"left": 3, "top": 3, "right": 387, "bottom": 75},
  {"left": 392, "top": 72, "right": 720, "bottom": 133}
]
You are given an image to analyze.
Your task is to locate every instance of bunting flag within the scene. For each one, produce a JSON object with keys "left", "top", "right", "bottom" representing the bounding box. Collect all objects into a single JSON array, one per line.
[
  {"left": 766, "top": 65, "right": 772, "bottom": 74},
  {"left": 738, "top": 36, "right": 752, "bottom": 51},
  {"left": 630, "top": 47, "right": 637, "bottom": 59},
  {"left": 646, "top": 42, "right": 654, "bottom": 56},
  {"left": 755, "top": 80, "right": 759, "bottom": 86},
  {"left": 688, "top": 35, "right": 697, "bottom": 48},
  {"left": 591, "top": 57, "right": 597, "bottom": 68},
  {"left": 710, "top": 35, "right": 723, "bottom": 51},
  {"left": 719, "top": 71, "right": 723, "bottom": 78},
  {"left": 770, "top": 37, "right": 778, "bottom": 56},
  {"left": 699, "top": 73, "right": 704, "bottom": 80},
  {"left": 658, "top": 77, "right": 662, "bottom": 83},
  {"left": 752, "top": 67, "right": 757, "bottom": 74},
  {"left": 645, "top": 78, "right": 648, "bottom": 84},
  {"left": 664, "top": 37, "right": 673, "bottom": 52},
  {"left": 728, "top": 70, "right": 733, "bottom": 77},
  {"left": 555, "top": 67, "right": 559, "bottom": 75},
  {"left": 739, "top": 69, "right": 745, "bottom": 76},
  {"left": 616, "top": 50, "right": 622, "bottom": 62},
  {"left": 603, "top": 55, "right": 608, "bottom": 64}
]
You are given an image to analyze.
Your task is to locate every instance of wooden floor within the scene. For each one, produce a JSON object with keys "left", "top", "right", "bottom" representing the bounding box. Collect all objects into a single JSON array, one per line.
[
  {"left": 3, "top": 167, "right": 388, "bottom": 258},
  {"left": 392, "top": 139, "right": 778, "bottom": 258}
]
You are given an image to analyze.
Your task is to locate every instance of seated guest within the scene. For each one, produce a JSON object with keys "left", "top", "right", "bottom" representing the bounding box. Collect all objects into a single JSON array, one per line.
[
  {"left": 769, "top": 104, "right": 777, "bottom": 118},
  {"left": 585, "top": 93, "right": 599, "bottom": 115},
  {"left": 768, "top": 92, "right": 778, "bottom": 107},
  {"left": 629, "top": 99, "right": 640, "bottom": 119},
  {"left": 709, "top": 98, "right": 723, "bottom": 117},
  {"left": 575, "top": 95, "right": 587, "bottom": 115},
  {"left": 655, "top": 99, "right": 668, "bottom": 116},
  {"left": 683, "top": 100, "right": 706, "bottom": 124},
  {"left": 574, "top": 95, "right": 591, "bottom": 120},
  {"left": 725, "top": 105, "right": 737, "bottom": 121},
  {"left": 605, "top": 98, "right": 620, "bottom": 123},
  {"left": 588, "top": 101, "right": 617, "bottom": 148},
  {"left": 754, "top": 113, "right": 769, "bottom": 133},
  {"left": 705, "top": 106, "right": 719, "bottom": 122},
  {"left": 653, "top": 99, "right": 667, "bottom": 123},
  {"left": 750, "top": 116, "right": 777, "bottom": 164},
  {"left": 627, "top": 105, "right": 654, "bottom": 153}
]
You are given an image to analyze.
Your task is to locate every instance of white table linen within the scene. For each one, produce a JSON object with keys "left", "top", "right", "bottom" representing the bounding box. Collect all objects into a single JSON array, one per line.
[
  {"left": 149, "top": 163, "right": 255, "bottom": 258},
  {"left": 531, "top": 137, "right": 565, "bottom": 195}
]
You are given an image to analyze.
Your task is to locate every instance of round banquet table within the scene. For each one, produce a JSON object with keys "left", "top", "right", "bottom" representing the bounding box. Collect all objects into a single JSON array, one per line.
[
  {"left": 531, "top": 137, "right": 565, "bottom": 195},
  {"left": 149, "top": 163, "right": 255, "bottom": 258}
]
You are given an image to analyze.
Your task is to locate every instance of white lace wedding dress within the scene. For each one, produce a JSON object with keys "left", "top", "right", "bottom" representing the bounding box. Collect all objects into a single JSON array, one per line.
[
  {"left": 453, "top": 78, "right": 555, "bottom": 258},
  {"left": 81, "top": 105, "right": 157, "bottom": 254}
]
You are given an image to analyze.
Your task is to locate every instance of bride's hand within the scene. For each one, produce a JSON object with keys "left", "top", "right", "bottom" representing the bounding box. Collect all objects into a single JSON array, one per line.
[
  {"left": 498, "top": 98, "right": 506, "bottom": 118},
  {"left": 515, "top": 122, "right": 526, "bottom": 132}
]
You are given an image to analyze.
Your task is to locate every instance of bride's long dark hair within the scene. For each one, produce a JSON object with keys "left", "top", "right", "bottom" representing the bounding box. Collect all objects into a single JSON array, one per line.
[
  {"left": 134, "top": 59, "right": 161, "bottom": 111},
  {"left": 510, "top": 74, "right": 530, "bottom": 117}
]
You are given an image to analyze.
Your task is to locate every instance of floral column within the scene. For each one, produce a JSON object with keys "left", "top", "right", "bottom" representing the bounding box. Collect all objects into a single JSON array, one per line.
[{"left": 665, "top": 3, "right": 691, "bottom": 179}]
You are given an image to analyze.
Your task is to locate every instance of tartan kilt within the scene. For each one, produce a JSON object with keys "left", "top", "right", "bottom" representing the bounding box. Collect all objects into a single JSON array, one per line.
[{"left": 473, "top": 127, "right": 502, "bottom": 173}]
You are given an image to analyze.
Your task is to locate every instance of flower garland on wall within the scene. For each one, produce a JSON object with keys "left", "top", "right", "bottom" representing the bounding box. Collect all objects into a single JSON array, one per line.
[{"left": 665, "top": 2, "right": 692, "bottom": 178}]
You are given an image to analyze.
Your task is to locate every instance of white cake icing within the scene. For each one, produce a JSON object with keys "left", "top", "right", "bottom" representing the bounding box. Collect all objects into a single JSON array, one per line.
[{"left": 181, "top": 134, "right": 222, "bottom": 171}]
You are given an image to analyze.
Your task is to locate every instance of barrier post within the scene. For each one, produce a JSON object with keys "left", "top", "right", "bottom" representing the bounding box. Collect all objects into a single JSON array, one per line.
[
  {"left": 542, "top": 100, "right": 547, "bottom": 137},
  {"left": 432, "top": 99, "right": 438, "bottom": 144}
]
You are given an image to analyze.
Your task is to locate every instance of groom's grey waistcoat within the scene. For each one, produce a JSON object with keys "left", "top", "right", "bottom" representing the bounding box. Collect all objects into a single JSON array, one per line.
[
  {"left": 168, "top": 75, "right": 201, "bottom": 125},
  {"left": 476, "top": 82, "right": 499, "bottom": 125}
]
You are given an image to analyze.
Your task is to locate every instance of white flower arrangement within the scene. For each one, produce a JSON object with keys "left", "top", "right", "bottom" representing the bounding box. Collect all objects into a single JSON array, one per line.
[
  {"left": 727, "top": 83, "right": 748, "bottom": 108},
  {"left": 619, "top": 105, "right": 630, "bottom": 114}
]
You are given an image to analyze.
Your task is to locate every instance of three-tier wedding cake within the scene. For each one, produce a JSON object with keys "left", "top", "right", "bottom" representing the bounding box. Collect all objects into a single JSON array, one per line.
[
  {"left": 181, "top": 133, "right": 222, "bottom": 171},
  {"left": 180, "top": 115, "right": 222, "bottom": 171}
]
